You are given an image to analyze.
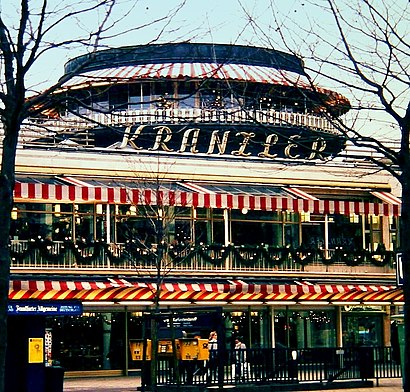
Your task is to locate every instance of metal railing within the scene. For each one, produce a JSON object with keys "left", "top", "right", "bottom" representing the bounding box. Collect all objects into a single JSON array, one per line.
[
  {"left": 152, "top": 346, "right": 401, "bottom": 387},
  {"left": 14, "top": 108, "right": 341, "bottom": 143},
  {"left": 10, "top": 240, "right": 395, "bottom": 274}
]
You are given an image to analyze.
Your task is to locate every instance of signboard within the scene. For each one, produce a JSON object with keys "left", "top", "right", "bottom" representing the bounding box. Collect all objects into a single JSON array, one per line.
[
  {"left": 8, "top": 301, "right": 83, "bottom": 316},
  {"left": 146, "top": 308, "right": 223, "bottom": 339},
  {"left": 396, "top": 252, "right": 403, "bottom": 286},
  {"left": 28, "top": 338, "right": 44, "bottom": 363}
]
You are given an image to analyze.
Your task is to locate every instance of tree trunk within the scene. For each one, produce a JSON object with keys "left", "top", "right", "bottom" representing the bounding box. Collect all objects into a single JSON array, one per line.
[
  {"left": 0, "top": 120, "right": 19, "bottom": 392},
  {"left": 400, "top": 169, "right": 410, "bottom": 391}
]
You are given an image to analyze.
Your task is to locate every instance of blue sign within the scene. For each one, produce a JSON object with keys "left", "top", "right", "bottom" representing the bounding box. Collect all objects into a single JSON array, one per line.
[
  {"left": 8, "top": 301, "right": 83, "bottom": 316},
  {"left": 396, "top": 252, "right": 403, "bottom": 286}
]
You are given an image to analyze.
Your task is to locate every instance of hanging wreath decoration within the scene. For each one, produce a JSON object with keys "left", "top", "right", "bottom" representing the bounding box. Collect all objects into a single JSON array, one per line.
[
  {"left": 167, "top": 242, "right": 197, "bottom": 265},
  {"left": 8, "top": 236, "right": 398, "bottom": 270},
  {"left": 197, "top": 243, "right": 231, "bottom": 267},
  {"left": 315, "top": 248, "right": 335, "bottom": 266},
  {"left": 66, "top": 238, "right": 104, "bottom": 265},
  {"left": 291, "top": 247, "right": 316, "bottom": 266},
  {"left": 262, "top": 246, "right": 290, "bottom": 266},
  {"left": 231, "top": 245, "right": 263, "bottom": 267},
  {"left": 369, "top": 244, "right": 394, "bottom": 267},
  {"left": 324, "top": 247, "right": 367, "bottom": 267}
]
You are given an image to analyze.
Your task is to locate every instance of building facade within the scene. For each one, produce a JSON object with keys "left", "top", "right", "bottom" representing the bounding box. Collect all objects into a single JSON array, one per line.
[{"left": 6, "top": 43, "right": 403, "bottom": 375}]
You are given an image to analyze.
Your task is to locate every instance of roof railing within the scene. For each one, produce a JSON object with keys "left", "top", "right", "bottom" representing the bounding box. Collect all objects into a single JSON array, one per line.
[{"left": 16, "top": 107, "right": 341, "bottom": 137}]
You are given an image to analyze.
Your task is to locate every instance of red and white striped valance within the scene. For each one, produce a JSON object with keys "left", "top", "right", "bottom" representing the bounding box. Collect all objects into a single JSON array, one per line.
[
  {"left": 62, "top": 62, "right": 311, "bottom": 90},
  {"left": 9, "top": 279, "right": 403, "bottom": 304},
  {"left": 14, "top": 182, "right": 401, "bottom": 216}
]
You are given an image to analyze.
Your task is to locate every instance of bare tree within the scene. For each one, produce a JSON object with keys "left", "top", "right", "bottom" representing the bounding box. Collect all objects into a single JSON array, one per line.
[
  {"left": 0, "top": 1, "right": 190, "bottom": 390},
  {"left": 240, "top": 0, "right": 409, "bottom": 388}
]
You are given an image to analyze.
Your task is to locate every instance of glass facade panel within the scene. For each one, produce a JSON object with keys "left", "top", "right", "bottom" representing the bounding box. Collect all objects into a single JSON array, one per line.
[
  {"left": 274, "top": 309, "right": 336, "bottom": 349},
  {"left": 342, "top": 312, "right": 383, "bottom": 347}
]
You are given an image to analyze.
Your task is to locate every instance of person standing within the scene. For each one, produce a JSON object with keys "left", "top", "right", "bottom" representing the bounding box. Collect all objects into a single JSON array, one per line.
[
  {"left": 234, "top": 337, "right": 247, "bottom": 382},
  {"left": 207, "top": 331, "right": 218, "bottom": 382}
]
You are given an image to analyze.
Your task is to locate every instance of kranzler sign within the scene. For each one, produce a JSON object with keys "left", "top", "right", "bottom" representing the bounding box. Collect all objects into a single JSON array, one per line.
[{"left": 54, "top": 123, "right": 346, "bottom": 161}]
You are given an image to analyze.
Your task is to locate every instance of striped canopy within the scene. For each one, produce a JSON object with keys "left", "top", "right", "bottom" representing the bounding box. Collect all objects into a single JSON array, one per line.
[
  {"left": 9, "top": 279, "right": 403, "bottom": 304},
  {"left": 62, "top": 62, "right": 311, "bottom": 90},
  {"left": 14, "top": 181, "right": 401, "bottom": 216}
]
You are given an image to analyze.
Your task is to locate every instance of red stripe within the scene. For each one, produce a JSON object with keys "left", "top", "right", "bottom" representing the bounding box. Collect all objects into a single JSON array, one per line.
[
  {"left": 249, "top": 196, "right": 255, "bottom": 210},
  {"left": 144, "top": 190, "right": 151, "bottom": 205},
  {"left": 68, "top": 186, "right": 76, "bottom": 201},
  {"left": 227, "top": 194, "right": 233, "bottom": 209},
  {"left": 75, "top": 281, "right": 85, "bottom": 290},
  {"left": 313, "top": 200, "right": 320, "bottom": 214},
  {"left": 131, "top": 189, "right": 139, "bottom": 204},
  {"left": 120, "top": 188, "right": 127, "bottom": 203},
  {"left": 393, "top": 204, "right": 399, "bottom": 216},
  {"left": 334, "top": 201, "right": 340, "bottom": 215},
  {"left": 303, "top": 199, "right": 309, "bottom": 212},
  {"left": 95, "top": 187, "right": 102, "bottom": 201},
  {"left": 270, "top": 197, "right": 277, "bottom": 211},
  {"left": 293, "top": 199, "right": 298, "bottom": 212},
  {"left": 169, "top": 191, "right": 175, "bottom": 206},
  {"left": 344, "top": 201, "right": 350, "bottom": 215},
  {"left": 374, "top": 203, "right": 379, "bottom": 216},
  {"left": 282, "top": 198, "right": 288, "bottom": 211},
  {"left": 42, "top": 184, "right": 49, "bottom": 200},
  {"left": 260, "top": 196, "right": 266, "bottom": 211},
  {"left": 216, "top": 194, "right": 222, "bottom": 208},
  {"left": 181, "top": 192, "right": 187, "bottom": 206},
  {"left": 204, "top": 193, "right": 210, "bottom": 208},
  {"left": 82, "top": 187, "right": 88, "bottom": 201},
  {"left": 192, "top": 192, "right": 198, "bottom": 207},
  {"left": 354, "top": 201, "right": 360, "bottom": 215},
  {"left": 28, "top": 183, "right": 36, "bottom": 199},
  {"left": 238, "top": 195, "right": 244, "bottom": 210},
  {"left": 107, "top": 188, "right": 115, "bottom": 203},
  {"left": 324, "top": 200, "right": 330, "bottom": 214},
  {"left": 14, "top": 182, "right": 22, "bottom": 198},
  {"left": 159, "top": 190, "right": 164, "bottom": 206},
  {"left": 364, "top": 202, "right": 369, "bottom": 215},
  {"left": 55, "top": 185, "right": 62, "bottom": 200}
]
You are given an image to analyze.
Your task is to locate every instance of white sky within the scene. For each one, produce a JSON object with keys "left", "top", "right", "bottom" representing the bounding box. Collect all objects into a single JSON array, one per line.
[{"left": 1, "top": 0, "right": 407, "bottom": 140}]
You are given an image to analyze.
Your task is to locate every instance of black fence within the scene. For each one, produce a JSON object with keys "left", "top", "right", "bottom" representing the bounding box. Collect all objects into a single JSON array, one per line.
[{"left": 147, "top": 346, "right": 401, "bottom": 387}]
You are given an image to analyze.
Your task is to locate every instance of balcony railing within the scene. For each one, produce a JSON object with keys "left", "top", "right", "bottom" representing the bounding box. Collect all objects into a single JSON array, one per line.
[
  {"left": 10, "top": 239, "right": 396, "bottom": 275},
  {"left": 16, "top": 108, "right": 341, "bottom": 141}
]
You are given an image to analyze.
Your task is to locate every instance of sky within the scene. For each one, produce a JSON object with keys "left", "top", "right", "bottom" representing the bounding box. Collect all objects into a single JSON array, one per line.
[{"left": 0, "top": 0, "right": 408, "bottom": 140}]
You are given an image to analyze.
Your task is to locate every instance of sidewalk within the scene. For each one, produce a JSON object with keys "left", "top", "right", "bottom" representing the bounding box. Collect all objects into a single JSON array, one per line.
[{"left": 63, "top": 376, "right": 403, "bottom": 392}]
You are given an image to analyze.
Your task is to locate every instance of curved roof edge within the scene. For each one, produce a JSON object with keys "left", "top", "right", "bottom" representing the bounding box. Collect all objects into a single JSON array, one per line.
[{"left": 63, "top": 42, "right": 305, "bottom": 77}]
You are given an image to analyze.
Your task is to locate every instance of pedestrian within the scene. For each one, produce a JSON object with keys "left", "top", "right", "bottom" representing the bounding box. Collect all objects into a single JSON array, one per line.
[
  {"left": 234, "top": 337, "right": 247, "bottom": 382},
  {"left": 207, "top": 331, "right": 218, "bottom": 382}
]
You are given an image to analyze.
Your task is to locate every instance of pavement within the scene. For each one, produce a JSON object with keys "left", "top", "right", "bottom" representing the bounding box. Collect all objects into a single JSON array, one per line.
[{"left": 63, "top": 376, "right": 403, "bottom": 392}]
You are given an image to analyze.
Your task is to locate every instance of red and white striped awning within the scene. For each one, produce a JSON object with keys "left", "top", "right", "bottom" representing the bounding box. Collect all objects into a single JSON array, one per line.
[
  {"left": 14, "top": 181, "right": 401, "bottom": 216},
  {"left": 371, "top": 191, "right": 401, "bottom": 205},
  {"left": 62, "top": 62, "right": 311, "bottom": 90},
  {"left": 9, "top": 279, "right": 402, "bottom": 304}
]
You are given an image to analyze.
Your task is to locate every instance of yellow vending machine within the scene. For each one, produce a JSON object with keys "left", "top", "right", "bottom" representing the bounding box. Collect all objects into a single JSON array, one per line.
[
  {"left": 129, "top": 339, "right": 152, "bottom": 361},
  {"left": 177, "top": 338, "right": 209, "bottom": 361}
]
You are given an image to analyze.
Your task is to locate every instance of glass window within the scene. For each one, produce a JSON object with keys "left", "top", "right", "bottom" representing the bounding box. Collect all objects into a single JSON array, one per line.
[
  {"left": 10, "top": 203, "right": 73, "bottom": 241},
  {"left": 46, "top": 312, "right": 127, "bottom": 371},
  {"left": 275, "top": 309, "right": 336, "bottom": 349},
  {"left": 342, "top": 313, "right": 383, "bottom": 347},
  {"left": 329, "top": 214, "right": 362, "bottom": 250}
]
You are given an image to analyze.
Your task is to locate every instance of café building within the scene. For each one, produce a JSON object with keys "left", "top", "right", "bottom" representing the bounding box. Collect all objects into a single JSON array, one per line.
[{"left": 6, "top": 43, "right": 403, "bottom": 375}]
